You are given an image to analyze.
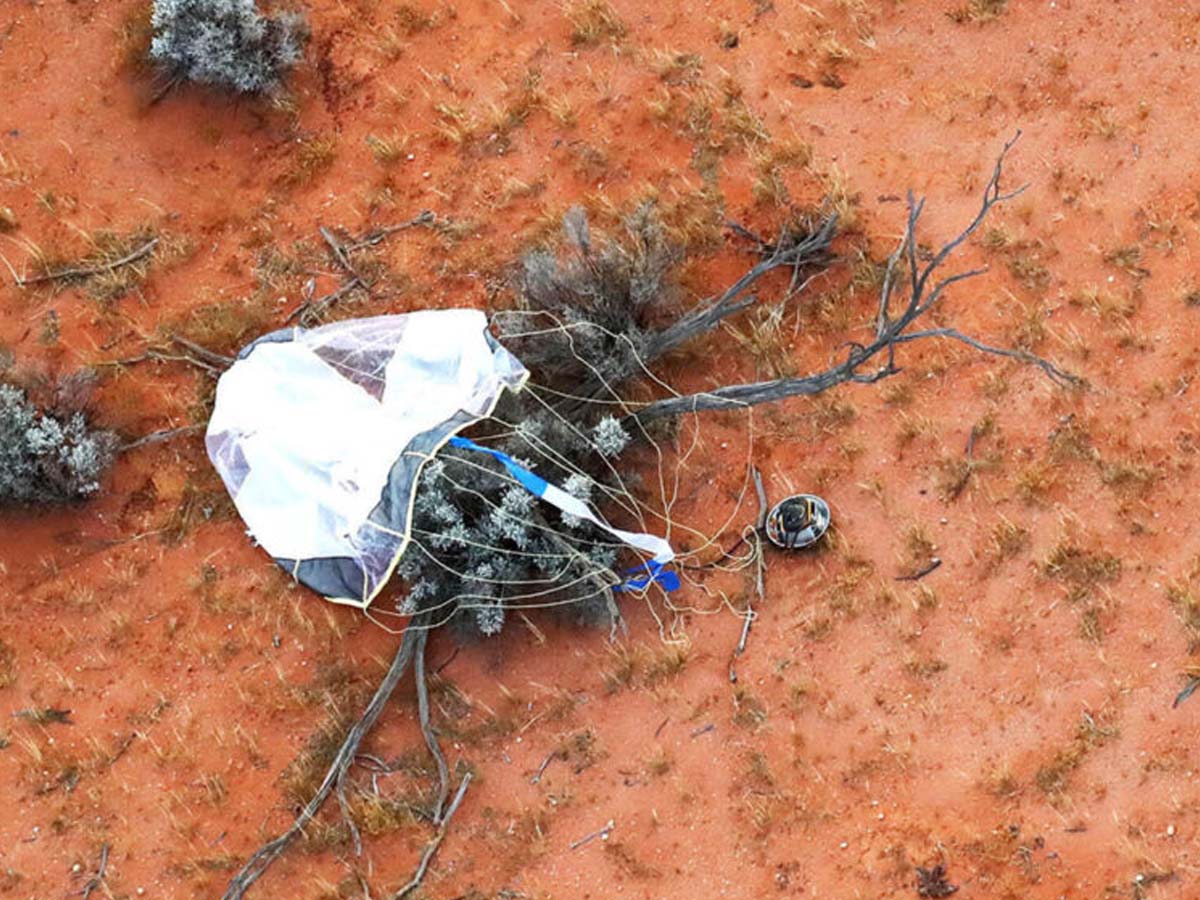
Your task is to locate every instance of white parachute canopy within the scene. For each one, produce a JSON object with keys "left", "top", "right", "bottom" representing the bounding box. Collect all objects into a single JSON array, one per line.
[
  {"left": 205, "top": 310, "right": 675, "bottom": 609},
  {"left": 206, "top": 310, "right": 529, "bottom": 607}
]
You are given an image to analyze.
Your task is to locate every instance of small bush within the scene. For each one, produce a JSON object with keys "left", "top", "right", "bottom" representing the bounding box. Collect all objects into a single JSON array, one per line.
[
  {"left": 0, "top": 379, "right": 116, "bottom": 506},
  {"left": 150, "top": 0, "right": 308, "bottom": 94},
  {"left": 394, "top": 206, "right": 681, "bottom": 640}
]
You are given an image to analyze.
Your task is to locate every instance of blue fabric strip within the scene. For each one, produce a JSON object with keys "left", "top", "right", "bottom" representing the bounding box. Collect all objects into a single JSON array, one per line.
[
  {"left": 449, "top": 435, "right": 550, "bottom": 497},
  {"left": 612, "top": 559, "right": 681, "bottom": 593},
  {"left": 447, "top": 435, "right": 678, "bottom": 593}
]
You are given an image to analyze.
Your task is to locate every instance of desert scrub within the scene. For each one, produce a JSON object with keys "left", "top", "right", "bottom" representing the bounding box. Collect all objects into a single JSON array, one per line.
[
  {"left": 389, "top": 204, "right": 683, "bottom": 640},
  {"left": 150, "top": 0, "right": 308, "bottom": 93},
  {"left": 0, "top": 377, "right": 116, "bottom": 506}
]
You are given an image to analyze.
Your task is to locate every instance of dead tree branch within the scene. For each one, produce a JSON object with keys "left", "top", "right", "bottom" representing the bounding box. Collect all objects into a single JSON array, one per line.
[
  {"left": 413, "top": 626, "right": 450, "bottom": 824},
  {"left": 120, "top": 424, "right": 204, "bottom": 453},
  {"left": 171, "top": 334, "right": 234, "bottom": 367},
  {"left": 76, "top": 843, "right": 109, "bottom": 899},
  {"left": 645, "top": 212, "right": 838, "bottom": 362},
  {"left": 630, "top": 134, "right": 1078, "bottom": 424},
  {"left": 14, "top": 238, "right": 159, "bottom": 287},
  {"left": 288, "top": 212, "right": 436, "bottom": 326},
  {"left": 391, "top": 772, "right": 473, "bottom": 900},
  {"left": 729, "top": 466, "right": 767, "bottom": 684},
  {"left": 222, "top": 618, "right": 426, "bottom": 900}
]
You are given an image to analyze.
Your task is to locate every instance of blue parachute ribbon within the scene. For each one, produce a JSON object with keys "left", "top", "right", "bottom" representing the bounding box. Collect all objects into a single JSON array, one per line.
[
  {"left": 612, "top": 559, "right": 681, "bottom": 593},
  {"left": 448, "top": 435, "right": 551, "bottom": 497},
  {"left": 447, "top": 435, "right": 678, "bottom": 593}
]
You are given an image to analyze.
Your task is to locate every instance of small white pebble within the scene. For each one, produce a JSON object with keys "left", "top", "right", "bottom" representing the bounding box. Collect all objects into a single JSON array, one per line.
[
  {"left": 406, "top": 153, "right": 415, "bottom": 161},
  {"left": 1167, "top": 824, "right": 1176, "bottom": 836},
  {"left": 138, "top": 889, "right": 146, "bottom": 896},
  {"left": 72, "top": 863, "right": 81, "bottom": 873},
  {"left": 840, "top": 841, "right": 848, "bottom": 849},
  {"left": 422, "top": 171, "right": 431, "bottom": 179}
]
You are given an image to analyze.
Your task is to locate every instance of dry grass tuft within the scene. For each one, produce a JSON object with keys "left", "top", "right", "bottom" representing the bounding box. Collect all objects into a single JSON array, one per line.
[
  {"left": 0, "top": 640, "right": 15, "bottom": 689},
  {"left": 1042, "top": 540, "right": 1121, "bottom": 600},
  {"left": 280, "top": 134, "right": 337, "bottom": 187},
  {"left": 948, "top": 0, "right": 1008, "bottom": 24},
  {"left": 990, "top": 519, "right": 1029, "bottom": 563},
  {"left": 1034, "top": 710, "right": 1118, "bottom": 796},
  {"left": 565, "top": 0, "right": 626, "bottom": 46}
]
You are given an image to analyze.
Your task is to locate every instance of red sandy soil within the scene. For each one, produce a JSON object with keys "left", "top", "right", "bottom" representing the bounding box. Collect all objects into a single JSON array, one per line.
[{"left": 4, "top": 0, "right": 1200, "bottom": 897}]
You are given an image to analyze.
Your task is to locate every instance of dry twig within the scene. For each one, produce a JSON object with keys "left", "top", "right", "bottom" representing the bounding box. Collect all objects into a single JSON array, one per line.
[
  {"left": 76, "top": 843, "right": 109, "bottom": 900},
  {"left": 391, "top": 772, "right": 473, "bottom": 899},
  {"left": 729, "top": 466, "right": 768, "bottom": 683},
  {"left": 14, "top": 238, "right": 159, "bottom": 287},
  {"left": 630, "top": 135, "right": 1078, "bottom": 424},
  {"left": 222, "top": 618, "right": 426, "bottom": 900}
]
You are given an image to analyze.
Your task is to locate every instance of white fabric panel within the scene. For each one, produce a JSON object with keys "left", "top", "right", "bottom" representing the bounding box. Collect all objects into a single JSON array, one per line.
[
  {"left": 538, "top": 482, "right": 674, "bottom": 564},
  {"left": 206, "top": 311, "right": 528, "bottom": 564}
]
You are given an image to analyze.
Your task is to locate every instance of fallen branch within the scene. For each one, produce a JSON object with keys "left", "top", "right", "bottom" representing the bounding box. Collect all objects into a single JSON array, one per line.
[
  {"left": 630, "top": 134, "right": 1079, "bottom": 425},
  {"left": 729, "top": 466, "right": 768, "bottom": 684},
  {"left": 896, "top": 557, "right": 943, "bottom": 582},
  {"left": 345, "top": 211, "right": 436, "bottom": 252},
  {"left": 392, "top": 772, "right": 472, "bottom": 900},
  {"left": 120, "top": 424, "right": 204, "bottom": 453},
  {"left": 171, "top": 334, "right": 234, "bottom": 367},
  {"left": 288, "top": 212, "right": 436, "bottom": 326},
  {"left": 286, "top": 276, "right": 365, "bottom": 326},
  {"left": 76, "top": 843, "right": 109, "bottom": 900},
  {"left": 413, "top": 626, "right": 450, "bottom": 824},
  {"left": 1174, "top": 675, "right": 1200, "bottom": 709},
  {"left": 569, "top": 818, "right": 614, "bottom": 851},
  {"left": 222, "top": 618, "right": 426, "bottom": 900},
  {"left": 646, "top": 213, "right": 838, "bottom": 362},
  {"left": 15, "top": 238, "right": 159, "bottom": 287}
]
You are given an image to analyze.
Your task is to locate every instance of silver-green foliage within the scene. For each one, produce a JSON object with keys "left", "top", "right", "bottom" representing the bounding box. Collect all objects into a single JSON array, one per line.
[
  {"left": 0, "top": 384, "right": 116, "bottom": 505},
  {"left": 150, "top": 0, "right": 307, "bottom": 93}
]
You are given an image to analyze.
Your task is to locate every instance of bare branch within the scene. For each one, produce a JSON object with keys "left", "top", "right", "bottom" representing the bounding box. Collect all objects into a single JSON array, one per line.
[
  {"left": 632, "top": 134, "right": 1078, "bottom": 424},
  {"left": 391, "top": 772, "right": 473, "bottom": 900},
  {"left": 413, "top": 626, "right": 450, "bottom": 825},
  {"left": 645, "top": 213, "right": 837, "bottom": 361},
  {"left": 14, "top": 238, "right": 159, "bottom": 287},
  {"left": 892, "top": 327, "right": 1079, "bottom": 386},
  {"left": 222, "top": 619, "right": 425, "bottom": 900}
]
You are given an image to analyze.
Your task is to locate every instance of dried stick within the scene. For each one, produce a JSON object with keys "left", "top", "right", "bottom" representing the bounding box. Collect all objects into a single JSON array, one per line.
[
  {"left": 895, "top": 557, "right": 942, "bottom": 582},
  {"left": 171, "top": 334, "right": 234, "bottom": 367},
  {"left": 120, "top": 424, "right": 204, "bottom": 453},
  {"left": 345, "top": 211, "right": 437, "bottom": 251},
  {"left": 222, "top": 620, "right": 425, "bottom": 900},
  {"left": 76, "top": 843, "right": 109, "bottom": 899},
  {"left": 15, "top": 238, "right": 159, "bottom": 287},
  {"left": 391, "top": 772, "right": 473, "bottom": 900},
  {"left": 631, "top": 134, "right": 1079, "bottom": 424},
  {"left": 549, "top": 212, "right": 838, "bottom": 415},
  {"left": 99, "top": 350, "right": 225, "bottom": 375},
  {"left": 645, "top": 213, "right": 838, "bottom": 362},
  {"left": 413, "top": 626, "right": 450, "bottom": 824},
  {"left": 569, "top": 818, "right": 615, "bottom": 850},
  {"left": 729, "top": 467, "right": 768, "bottom": 684},
  {"left": 286, "top": 276, "right": 364, "bottom": 325},
  {"left": 289, "top": 212, "right": 435, "bottom": 326}
]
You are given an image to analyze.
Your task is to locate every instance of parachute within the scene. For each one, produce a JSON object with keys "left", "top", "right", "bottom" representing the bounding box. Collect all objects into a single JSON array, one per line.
[{"left": 205, "top": 310, "right": 675, "bottom": 607}]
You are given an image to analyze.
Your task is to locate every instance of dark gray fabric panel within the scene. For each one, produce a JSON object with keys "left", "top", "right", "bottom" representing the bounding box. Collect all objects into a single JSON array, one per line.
[{"left": 277, "top": 407, "right": 484, "bottom": 605}]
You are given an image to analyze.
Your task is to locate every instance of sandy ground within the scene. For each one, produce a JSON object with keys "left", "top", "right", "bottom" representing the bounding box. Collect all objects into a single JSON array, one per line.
[{"left": 3, "top": 0, "right": 1200, "bottom": 897}]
